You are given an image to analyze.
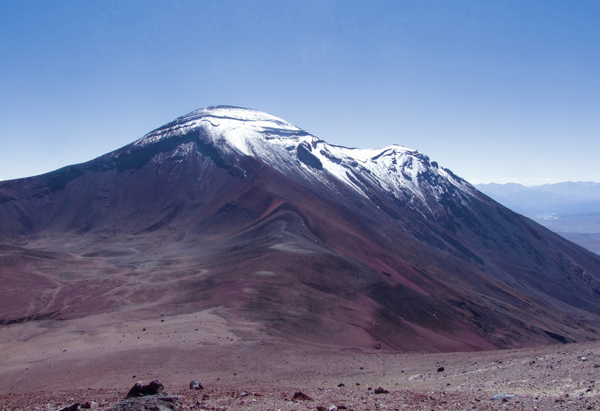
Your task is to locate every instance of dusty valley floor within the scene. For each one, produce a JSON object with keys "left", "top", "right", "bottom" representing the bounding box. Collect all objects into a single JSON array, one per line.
[{"left": 1, "top": 309, "right": 600, "bottom": 410}]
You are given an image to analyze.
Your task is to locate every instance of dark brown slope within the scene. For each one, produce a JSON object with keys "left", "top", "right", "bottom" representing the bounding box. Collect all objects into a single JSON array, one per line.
[{"left": 1, "top": 111, "right": 600, "bottom": 353}]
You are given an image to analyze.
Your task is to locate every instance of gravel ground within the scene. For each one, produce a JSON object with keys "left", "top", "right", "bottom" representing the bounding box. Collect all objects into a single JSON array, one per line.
[{"left": 2, "top": 340, "right": 600, "bottom": 410}]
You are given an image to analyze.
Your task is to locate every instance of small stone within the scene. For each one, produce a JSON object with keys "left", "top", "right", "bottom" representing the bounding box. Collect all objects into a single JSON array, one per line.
[
  {"left": 490, "top": 394, "right": 516, "bottom": 401},
  {"left": 292, "top": 391, "right": 312, "bottom": 401},
  {"left": 437, "top": 367, "right": 445, "bottom": 372},
  {"left": 337, "top": 383, "right": 345, "bottom": 387},
  {"left": 374, "top": 387, "right": 389, "bottom": 394},
  {"left": 329, "top": 405, "right": 337, "bottom": 411},
  {"left": 189, "top": 380, "right": 203, "bottom": 390}
]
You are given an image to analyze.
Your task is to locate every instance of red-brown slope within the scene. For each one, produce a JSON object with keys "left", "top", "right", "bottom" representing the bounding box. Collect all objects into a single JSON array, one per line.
[{"left": 1, "top": 117, "right": 600, "bottom": 353}]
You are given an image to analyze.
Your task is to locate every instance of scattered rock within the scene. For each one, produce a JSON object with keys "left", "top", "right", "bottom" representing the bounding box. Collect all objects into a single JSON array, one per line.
[
  {"left": 125, "top": 380, "right": 164, "bottom": 398},
  {"left": 189, "top": 380, "right": 203, "bottom": 390},
  {"left": 292, "top": 391, "right": 312, "bottom": 401},
  {"left": 490, "top": 394, "right": 516, "bottom": 401},
  {"left": 110, "top": 396, "right": 182, "bottom": 411},
  {"left": 337, "top": 383, "right": 345, "bottom": 387},
  {"left": 374, "top": 387, "right": 389, "bottom": 394},
  {"left": 437, "top": 366, "right": 445, "bottom": 372},
  {"left": 328, "top": 404, "right": 338, "bottom": 411},
  {"left": 58, "top": 404, "right": 79, "bottom": 411},
  {"left": 316, "top": 406, "right": 327, "bottom": 411}
]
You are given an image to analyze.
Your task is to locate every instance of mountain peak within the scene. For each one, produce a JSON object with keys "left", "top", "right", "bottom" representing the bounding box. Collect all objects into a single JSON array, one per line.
[
  {"left": 120, "top": 106, "right": 473, "bottom": 212},
  {"left": 135, "top": 105, "right": 306, "bottom": 152},
  {"left": 185, "top": 105, "right": 293, "bottom": 124}
]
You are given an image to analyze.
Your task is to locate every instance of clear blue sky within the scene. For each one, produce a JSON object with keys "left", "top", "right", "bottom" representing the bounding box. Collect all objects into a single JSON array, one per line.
[{"left": 1, "top": 0, "right": 599, "bottom": 185}]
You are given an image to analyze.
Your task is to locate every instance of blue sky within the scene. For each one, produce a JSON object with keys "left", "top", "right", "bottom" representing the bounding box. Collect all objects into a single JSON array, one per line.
[{"left": 1, "top": 0, "right": 598, "bottom": 185}]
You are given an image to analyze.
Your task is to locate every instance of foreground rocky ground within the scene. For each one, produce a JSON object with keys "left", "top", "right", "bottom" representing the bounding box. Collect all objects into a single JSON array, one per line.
[{"left": 2, "top": 340, "right": 600, "bottom": 410}]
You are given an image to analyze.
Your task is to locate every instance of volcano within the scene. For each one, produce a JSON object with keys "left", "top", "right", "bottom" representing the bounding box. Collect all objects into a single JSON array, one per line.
[{"left": 2, "top": 105, "right": 600, "bottom": 354}]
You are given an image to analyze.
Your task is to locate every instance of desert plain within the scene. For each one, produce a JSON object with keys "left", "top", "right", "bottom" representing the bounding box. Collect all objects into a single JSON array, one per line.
[{"left": 1, "top": 306, "right": 600, "bottom": 410}]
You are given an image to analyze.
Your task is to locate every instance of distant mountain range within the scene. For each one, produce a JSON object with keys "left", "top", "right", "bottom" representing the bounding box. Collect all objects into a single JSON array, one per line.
[
  {"left": 2, "top": 106, "right": 600, "bottom": 352},
  {"left": 476, "top": 182, "right": 600, "bottom": 254}
]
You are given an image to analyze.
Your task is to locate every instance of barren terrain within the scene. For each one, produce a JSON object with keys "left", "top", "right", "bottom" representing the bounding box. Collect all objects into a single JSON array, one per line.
[{"left": 1, "top": 309, "right": 600, "bottom": 410}]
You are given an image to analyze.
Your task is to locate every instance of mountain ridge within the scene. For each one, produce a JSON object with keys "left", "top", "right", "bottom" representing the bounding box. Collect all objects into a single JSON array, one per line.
[{"left": 2, "top": 106, "right": 600, "bottom": 353}]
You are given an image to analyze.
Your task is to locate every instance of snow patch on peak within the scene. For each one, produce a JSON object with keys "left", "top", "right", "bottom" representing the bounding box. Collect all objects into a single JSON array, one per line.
[
  {"left": 130, "top": 106, "right": 474, "bottom": 213},
  {"left": 183, "top": 105, "right": 294, "bottom": 126},
  {"left": 134, "top": 106, "right": 306, "bottom": 151}
]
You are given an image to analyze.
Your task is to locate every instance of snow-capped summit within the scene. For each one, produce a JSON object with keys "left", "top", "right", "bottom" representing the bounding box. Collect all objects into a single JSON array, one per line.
[
  {"left": 129, "top": 106, "right": 474, "bottom": 212},
  {"left": 137, "top": 105, "right": 305, "bottom": 150}
]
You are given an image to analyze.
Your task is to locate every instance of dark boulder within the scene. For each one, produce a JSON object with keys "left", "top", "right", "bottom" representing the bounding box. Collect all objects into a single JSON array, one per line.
[
  {"left": 292, "top": 391, "right": 312, "bottom": 401},
  {"left": 110, "top": 380, "right": 181, "bottom": 410},
  {"left": 125, "top": 380, "right": 164, "bottom": 398},
  {"left": 189, "top": 380, "right": 203, "bottom": 390}
]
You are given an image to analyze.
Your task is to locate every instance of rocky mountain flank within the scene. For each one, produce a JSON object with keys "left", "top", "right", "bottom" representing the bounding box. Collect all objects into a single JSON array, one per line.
[{"left": 1, "top": 106, "right": 600, "bottom": 352}]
